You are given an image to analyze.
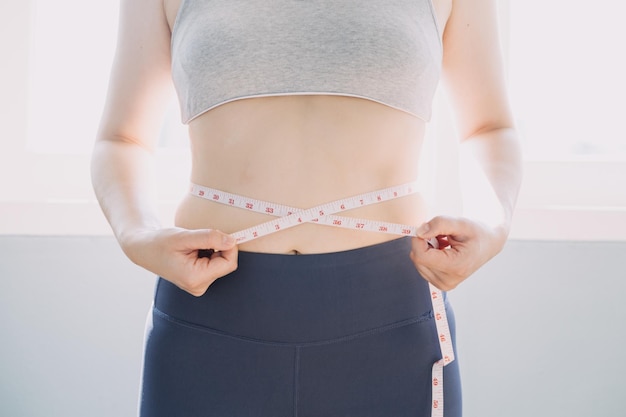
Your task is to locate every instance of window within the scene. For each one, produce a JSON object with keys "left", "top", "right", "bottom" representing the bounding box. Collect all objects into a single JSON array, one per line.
[
  {"left": 26, "top": 0, "right": 119, "bottom": 154},
  {"left": 1, "top": 0, "right": 188, "bottom": 235},
  {"left": 508, "top": 0, "right": 626, "bottom": 159},
  {"left": 504, "top": 0, "right": 626, "bottom": 240},
  {"left": 1, "top": 0, "right": 624, "bottom": 240}
]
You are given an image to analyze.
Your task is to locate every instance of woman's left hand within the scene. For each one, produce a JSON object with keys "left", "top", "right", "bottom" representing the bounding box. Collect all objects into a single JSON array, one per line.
[{"left": 410, "top": 215, "right": 508, "bottom": 291}]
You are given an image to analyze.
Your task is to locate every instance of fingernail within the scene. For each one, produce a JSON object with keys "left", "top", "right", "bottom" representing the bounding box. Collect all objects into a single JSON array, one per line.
[
  {"left": 223, "top": 235, "right": 235, "bottom": 246},
  {"left": 417, "top": 223, "right": 430, "bottom": 236}
]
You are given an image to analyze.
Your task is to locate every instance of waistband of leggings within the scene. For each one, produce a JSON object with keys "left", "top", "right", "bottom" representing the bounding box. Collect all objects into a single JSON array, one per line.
[{"left": 154, "top": 237, "right": 441, "bottom": 344}]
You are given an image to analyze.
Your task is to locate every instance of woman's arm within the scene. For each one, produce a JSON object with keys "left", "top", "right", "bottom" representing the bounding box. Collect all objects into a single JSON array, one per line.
[
  {"left": 441, "top": 0, "right": 522, "bottom": 231},
  {"left": 411, "top": 0, "right": 523, "bottom": 290},
  {"left": 91, "top": 0, "right": 237, "bottom": 295}
]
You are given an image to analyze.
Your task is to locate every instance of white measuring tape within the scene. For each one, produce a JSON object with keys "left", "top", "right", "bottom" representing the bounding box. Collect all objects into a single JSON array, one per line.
[{"left": 190, "top": 182, "right": 455, "bottom": 417}]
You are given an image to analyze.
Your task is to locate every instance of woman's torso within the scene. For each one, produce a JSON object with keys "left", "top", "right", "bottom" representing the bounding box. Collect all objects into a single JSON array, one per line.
[{"left": 165, "top": 0, "right": 448, "bottom": 254}]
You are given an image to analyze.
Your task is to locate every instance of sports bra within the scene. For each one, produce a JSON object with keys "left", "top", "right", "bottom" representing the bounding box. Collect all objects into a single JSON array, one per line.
[{"left": 170, "top": 0, "right": 443, "bottom": 124}]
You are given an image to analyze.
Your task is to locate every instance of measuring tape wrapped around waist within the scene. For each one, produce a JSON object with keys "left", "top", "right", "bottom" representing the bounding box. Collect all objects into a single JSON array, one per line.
[{"left": 190, "top": 181, "right": 455, "bottom": 417}]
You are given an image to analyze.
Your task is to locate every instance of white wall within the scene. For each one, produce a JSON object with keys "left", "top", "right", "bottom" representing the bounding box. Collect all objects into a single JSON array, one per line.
[
  {"left": 0, "top": 237, "right": 153, "bottom": 417},
  {"left": 1, "top": 236, "right": 624, "bottom": 417},
  {"left": 451, "top": 240, "right": 626, "bottom": 416}
]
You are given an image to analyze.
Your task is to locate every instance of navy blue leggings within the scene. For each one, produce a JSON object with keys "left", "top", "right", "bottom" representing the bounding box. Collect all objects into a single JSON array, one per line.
[{"left": 139, "top": 237, "right": 462, "bottom": 417}]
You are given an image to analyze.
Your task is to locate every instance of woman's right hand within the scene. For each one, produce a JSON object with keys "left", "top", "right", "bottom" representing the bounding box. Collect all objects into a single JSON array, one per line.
[{"left": 121, "top": 227, "right": 239, "bottom": 297}]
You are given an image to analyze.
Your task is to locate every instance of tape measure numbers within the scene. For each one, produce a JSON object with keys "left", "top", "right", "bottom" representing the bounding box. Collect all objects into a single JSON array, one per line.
[{"left": 190, "top": 181, "right": 455, "bottom": 417}]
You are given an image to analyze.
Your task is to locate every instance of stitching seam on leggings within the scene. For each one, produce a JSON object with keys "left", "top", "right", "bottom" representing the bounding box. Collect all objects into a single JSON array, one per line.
[
  {"left": 153, "top": 306, "right": 434, "bottom": 347},
  {"left": 293, "top": 346, "right": 300, "bottom": 417}
]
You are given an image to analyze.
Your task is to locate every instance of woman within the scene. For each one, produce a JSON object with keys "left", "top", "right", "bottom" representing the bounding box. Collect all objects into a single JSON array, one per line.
[{"left": 92, "top": 0, "right": 522, "bottom": 416}]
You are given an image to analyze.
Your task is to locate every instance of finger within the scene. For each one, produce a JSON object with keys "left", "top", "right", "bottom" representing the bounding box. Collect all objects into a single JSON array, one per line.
[
  {"left": 207, "top": 247, "right": 239, "bottom": 277},
  {"left": 192, "top": 246, "right": 239, "bottom": 282},
  {"left": 211, "top": 245, "right": 238, "bottom": 264},
  {"left": 409, "top": 249, "right": 446, "bottom": 289},
  {"left": 411, "top": 236, "right": 431, "bottom": 254},
  {"left": 411, "top": 235, "right": 449, "bottom": 256},
  {"left": 184, "top": 229, "right": 237, "bottom": 251},
  {"left": 416, "top": 216, "right": 471, "bottom": 242},
  {"left": 411, "top": 235, "right": 460, "bottom": 270}
]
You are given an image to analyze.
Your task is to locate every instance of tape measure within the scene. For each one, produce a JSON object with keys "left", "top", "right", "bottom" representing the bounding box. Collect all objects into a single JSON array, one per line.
[{"left": 190, "top": 181, "right": 455, "bottom": 417}]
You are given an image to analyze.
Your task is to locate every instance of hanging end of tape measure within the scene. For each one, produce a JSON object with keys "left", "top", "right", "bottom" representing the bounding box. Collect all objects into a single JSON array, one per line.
[{"left": 431, "top": 360, "right": 445, "bottom": 417}]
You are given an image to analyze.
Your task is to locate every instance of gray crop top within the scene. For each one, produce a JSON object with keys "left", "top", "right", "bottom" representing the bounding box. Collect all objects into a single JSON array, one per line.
[{"left": 171, "top": 0, "right": 442, "bottom": 124}]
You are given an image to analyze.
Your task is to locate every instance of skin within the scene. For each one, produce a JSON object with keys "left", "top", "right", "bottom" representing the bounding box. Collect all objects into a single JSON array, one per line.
[{"left": 91, "top": 0, "right": 522, "bottom": 296}]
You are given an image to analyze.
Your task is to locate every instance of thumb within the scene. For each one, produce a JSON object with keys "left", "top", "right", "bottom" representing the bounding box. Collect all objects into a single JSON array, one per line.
[
  {"left": 185, "top": 229, "right": 237, "bottom": 251},
  {"left": 416, "top": 216, "right": 469, "bottom": 241}
]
